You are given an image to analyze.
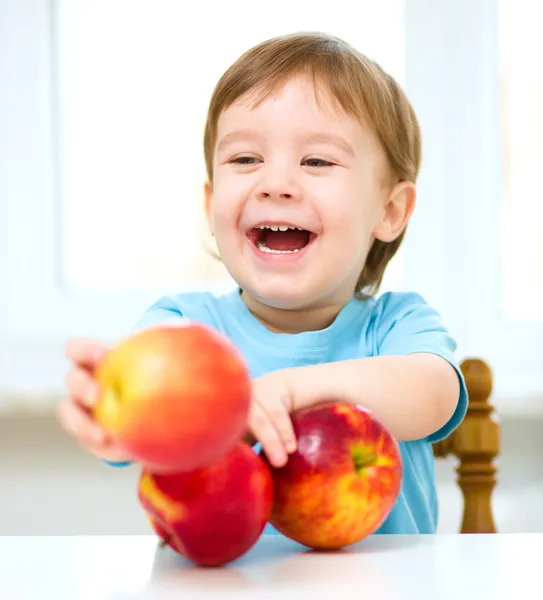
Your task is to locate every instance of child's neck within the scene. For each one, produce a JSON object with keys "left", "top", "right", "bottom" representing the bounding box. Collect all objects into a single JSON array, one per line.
[{"left": 240, "top": 291, "right": 349, "bottom": 334}]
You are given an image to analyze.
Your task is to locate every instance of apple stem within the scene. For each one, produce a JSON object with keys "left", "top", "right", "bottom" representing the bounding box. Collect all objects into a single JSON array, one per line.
[
  {"left": 352, "top": 449, "right": 378, "bottom": 474},
  {"left": 158, "top": 535, "right": 172, "bottom": 549}
]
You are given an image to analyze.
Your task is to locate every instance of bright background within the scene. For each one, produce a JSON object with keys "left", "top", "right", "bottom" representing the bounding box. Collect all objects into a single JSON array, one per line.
[{"left": 1, "top": 0, "right": 542, "bottom": 536}]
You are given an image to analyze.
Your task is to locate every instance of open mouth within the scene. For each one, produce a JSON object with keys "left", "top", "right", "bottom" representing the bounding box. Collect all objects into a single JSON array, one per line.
[{"left": 246, "top": 224, "right": 317, "bottom": 254}]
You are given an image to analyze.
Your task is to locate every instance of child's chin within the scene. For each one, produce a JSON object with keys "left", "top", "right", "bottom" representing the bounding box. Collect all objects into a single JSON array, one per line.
[{"left": 247, "top": 286, "right": 318, "bottom": 311}]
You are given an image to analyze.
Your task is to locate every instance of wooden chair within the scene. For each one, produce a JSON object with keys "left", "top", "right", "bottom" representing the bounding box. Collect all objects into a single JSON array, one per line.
[{"left": 432, "top": 358, "right": 500, "bottom": 533}]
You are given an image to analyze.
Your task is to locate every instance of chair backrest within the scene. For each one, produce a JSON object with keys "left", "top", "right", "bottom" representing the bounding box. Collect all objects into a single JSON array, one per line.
[{"left": 432, "top": 358, "right": 500, "bottom": 533}]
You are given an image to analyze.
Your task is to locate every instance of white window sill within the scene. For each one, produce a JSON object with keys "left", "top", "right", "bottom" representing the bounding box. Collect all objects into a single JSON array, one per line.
[{"left": 2, "top": 373, "right": 542, "bottom": 420}]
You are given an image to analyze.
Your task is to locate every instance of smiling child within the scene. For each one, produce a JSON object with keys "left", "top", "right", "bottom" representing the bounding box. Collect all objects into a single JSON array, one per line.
[{"left": 59, "top": 31, "right": 467, "bottom": 535}]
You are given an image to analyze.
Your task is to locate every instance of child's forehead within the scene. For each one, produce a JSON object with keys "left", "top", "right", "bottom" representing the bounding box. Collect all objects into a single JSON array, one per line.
[
  {"left": 217, "top": 75, "right": 361, "bottom": 138},
  {"left": 231, "top": 74, "right": 344, "bottom": 114}
]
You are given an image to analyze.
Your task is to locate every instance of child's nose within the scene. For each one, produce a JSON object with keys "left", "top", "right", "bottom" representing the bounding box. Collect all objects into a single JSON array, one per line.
[
  {"left": 258, "top": 190, "right": 294, "bottom": 200},
  {"left": 255, "top": 168, "right": 302, "bottom": 202}
]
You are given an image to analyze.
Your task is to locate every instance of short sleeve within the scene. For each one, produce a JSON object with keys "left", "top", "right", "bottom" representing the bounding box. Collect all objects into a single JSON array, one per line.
[
  {"left": 131, "top": 297, "right": 188, "bottom": 332},
  {"left": 103, "top": 296, "right": 187, "bottom": 469},
  {"left": 373, "top": 292, "right": 468, "bottom": 443}
]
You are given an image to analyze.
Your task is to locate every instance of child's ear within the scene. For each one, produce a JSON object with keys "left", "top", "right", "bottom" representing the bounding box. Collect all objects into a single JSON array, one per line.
[
  {"left": 204, "top": 181, "right": 214, "bottom": 235},
  {"left": 373, "top": 181, "right": 416, "bottom": 242}
]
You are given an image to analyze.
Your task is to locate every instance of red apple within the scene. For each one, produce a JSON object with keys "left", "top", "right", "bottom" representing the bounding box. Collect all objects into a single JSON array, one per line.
[
  {"left": 137, "top": 441, "right": 274, "bottom": 567},
  {"left": 93, "top": 322, "right": 251, "bottom": 473},
  {"left": 264, "top": 401, "right": 402, "bottom": 550}
]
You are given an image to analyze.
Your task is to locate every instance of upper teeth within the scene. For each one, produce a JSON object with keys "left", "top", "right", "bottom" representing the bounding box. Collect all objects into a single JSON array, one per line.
[{"left": 256, "top": 225, "right": 303, "bottom": 231}]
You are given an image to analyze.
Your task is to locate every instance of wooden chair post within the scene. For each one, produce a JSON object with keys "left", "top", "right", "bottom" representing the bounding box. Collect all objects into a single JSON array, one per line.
[{"left": 433, "top": 358, "right": 500, "bottom": 533}]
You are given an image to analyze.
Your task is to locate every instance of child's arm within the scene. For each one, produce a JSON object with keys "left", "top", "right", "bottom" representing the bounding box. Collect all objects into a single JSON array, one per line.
[
  {"left": 249, "top": 352, "right": 463, "bottom": 467},
  {"left": 248, "top": 293, "right": 468, "bottom": 467},
  {"left": 284, "top": 352, "right": 460, "bottom": 442}
]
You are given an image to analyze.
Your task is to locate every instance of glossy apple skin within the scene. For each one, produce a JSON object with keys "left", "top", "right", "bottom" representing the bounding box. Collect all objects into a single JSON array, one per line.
[
  {"left": 264, "top": 401, "right": 403, "bottom": 550},
  {"left": 94, "top": 323, "right": 251, "bottom": 473},
  {"left": 138, "top": 441, "right": 274, "bottom": 567}
]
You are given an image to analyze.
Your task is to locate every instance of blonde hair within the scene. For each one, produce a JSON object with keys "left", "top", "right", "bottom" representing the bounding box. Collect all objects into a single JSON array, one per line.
[{"left": 203, "top": 32, "right": 421, "bottom": 297}]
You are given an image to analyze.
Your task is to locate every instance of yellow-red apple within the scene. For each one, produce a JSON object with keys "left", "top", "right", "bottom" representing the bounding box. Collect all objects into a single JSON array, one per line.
[
  {"left": 138, "top": 441, "right": 273, "bottom": 567},
  {"left": 93, "top": 322, "right": 251, "bottom": 472},
  {"left": 264, "top": 401, "right": 402, "bottom": 550}
]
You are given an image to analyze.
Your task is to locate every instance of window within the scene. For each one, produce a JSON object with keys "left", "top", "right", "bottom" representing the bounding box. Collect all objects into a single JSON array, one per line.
[
  {"left": 56, "top": 0, "right": 406, "bottom": 295},
  {"left": 0, "top": 0, "right": 407, "bottom": 394},
  {"left": 499, "top": 0, "right": 543, "bottom": 323},
  {"left": 432, "top": 0, "right": 543, "bottom": 410},
  {"left": 2, "top": 0, "right": 541, "bottom": 412}
]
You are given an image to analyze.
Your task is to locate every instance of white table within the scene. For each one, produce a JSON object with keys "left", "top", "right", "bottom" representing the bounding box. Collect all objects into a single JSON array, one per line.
[{"left": 0, "top": 533, "right": 539, "bottom": 599}]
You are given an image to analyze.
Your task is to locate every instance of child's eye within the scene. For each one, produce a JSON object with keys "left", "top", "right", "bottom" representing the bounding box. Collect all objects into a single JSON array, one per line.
[
  {"left": 230, "top": 156, "right": 260, "bottom": 165},
  {"left": 304, "top": 158, "right": 335, "bottom": 168}
]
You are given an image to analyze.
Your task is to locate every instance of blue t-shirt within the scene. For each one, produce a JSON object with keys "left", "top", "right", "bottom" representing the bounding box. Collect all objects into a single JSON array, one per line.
[{"left": 110, "top": 287, "right": 467, "bottom": 535}]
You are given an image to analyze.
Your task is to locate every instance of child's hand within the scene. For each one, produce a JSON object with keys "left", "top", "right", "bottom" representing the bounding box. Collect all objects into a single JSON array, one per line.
[
  {"left": 57, "top": 337, "right": 133, "bottom": 464},
  {"left": 248, "top": 371, "right": 298, "bottom": 468}
]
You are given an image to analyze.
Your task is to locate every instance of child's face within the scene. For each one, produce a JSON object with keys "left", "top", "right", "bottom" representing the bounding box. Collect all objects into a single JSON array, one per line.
[{"left": 205, "top": 75, "right": 408, "bottom": 311}]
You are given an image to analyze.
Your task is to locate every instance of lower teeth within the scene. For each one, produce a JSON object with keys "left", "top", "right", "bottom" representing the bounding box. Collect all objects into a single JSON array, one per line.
[{"left": 256, "top": 241, "right": 300, "bottom": 254}]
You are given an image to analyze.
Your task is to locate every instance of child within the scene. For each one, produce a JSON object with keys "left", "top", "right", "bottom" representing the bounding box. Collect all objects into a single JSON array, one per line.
[{"left": 58, "top": 31, "right": 467, "bottom": 535}]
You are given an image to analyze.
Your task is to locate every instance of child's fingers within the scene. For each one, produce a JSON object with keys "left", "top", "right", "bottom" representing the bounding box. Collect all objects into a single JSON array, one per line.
[
  {"left": 57, "top": 399, "right": 133, "bottom": 463},
  {"left": 57, "top": 398, "right": 107, "bottom": 448},
  {"left": 65, "top": 367, "right": 99, "bottom": 409},
  {"left": 266, "top": 405, "right": 297, "bottom": 455},
  {"left": 65, "top": 337, "right": 108, "bottom": 370},
  {"left": 251, "top": 378, "right": 298, "bottom": 455},
  {"left": 249, "top": 404, "right": 288, "bottom": 468}
]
